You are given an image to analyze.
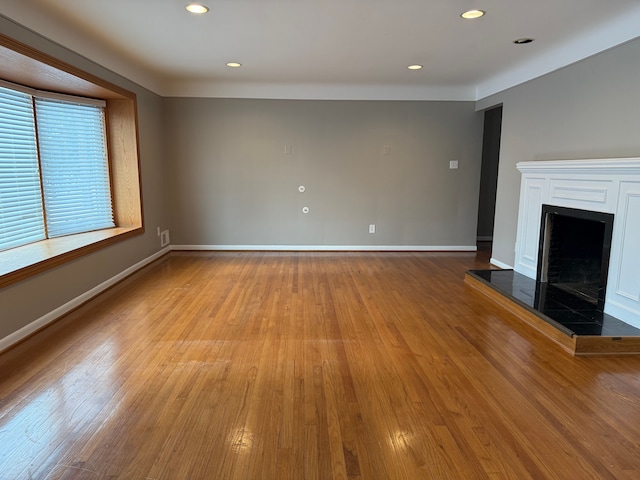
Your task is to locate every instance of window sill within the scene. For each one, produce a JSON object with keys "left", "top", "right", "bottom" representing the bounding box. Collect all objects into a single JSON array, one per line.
[{"left": 0, "top": 227, "right": 143, "bottom": 289}]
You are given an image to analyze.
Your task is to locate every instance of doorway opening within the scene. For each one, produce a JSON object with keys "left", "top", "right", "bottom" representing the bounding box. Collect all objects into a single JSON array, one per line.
[{"left": 476, "top": 105, "right": 502, "bottom": 248}]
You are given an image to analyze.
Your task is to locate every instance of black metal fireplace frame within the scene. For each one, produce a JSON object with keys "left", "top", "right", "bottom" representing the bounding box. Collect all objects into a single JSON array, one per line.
[{"left": 536, "top": 204, "right": 614, "bottom": 311}]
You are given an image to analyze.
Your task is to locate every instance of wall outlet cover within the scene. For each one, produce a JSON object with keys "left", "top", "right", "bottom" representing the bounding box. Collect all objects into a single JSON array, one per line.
[{"left": 160, "top": 230, "right": 170, "bottom": 247}]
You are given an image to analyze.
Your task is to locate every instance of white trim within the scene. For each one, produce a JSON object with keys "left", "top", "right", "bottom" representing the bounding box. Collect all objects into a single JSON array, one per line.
[
  {"left": 161, "top": 81, "right": 476, "bottom": 101},
  {"left": 603, "top": 301, "right": 640, "bottom": 330},
  {"left": 0, "top": 78, "right": 38, "bottom": 96},
  {"left": 516, "top": 158, "right": 640, "bottom": 175},
  {"left": 490, "top": 258, "right": 512, "bottom": 270},
  {"left": 38, "top": 90, "right": 106, "bottom": 108},
  {"left": 172, "top": 245, "right": 477, "bottom": 252},
  {"left": 0, "top": 246, "right": 171, "bottom": 354}
]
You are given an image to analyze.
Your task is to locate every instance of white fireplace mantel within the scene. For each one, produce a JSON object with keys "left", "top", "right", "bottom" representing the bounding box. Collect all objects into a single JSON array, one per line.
[{"left": 515, "top": 158, "right": 640, "bottom": 329}]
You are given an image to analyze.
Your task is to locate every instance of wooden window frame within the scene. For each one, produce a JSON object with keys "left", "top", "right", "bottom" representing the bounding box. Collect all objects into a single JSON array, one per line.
[{"left": 0, "top": 34, "right": 144, "bottom": 289}]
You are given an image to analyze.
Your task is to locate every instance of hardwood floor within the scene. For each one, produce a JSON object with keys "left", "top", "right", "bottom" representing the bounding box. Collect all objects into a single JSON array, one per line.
[{"left": 1, "top": 249, "right": 640, "bottom": 479}]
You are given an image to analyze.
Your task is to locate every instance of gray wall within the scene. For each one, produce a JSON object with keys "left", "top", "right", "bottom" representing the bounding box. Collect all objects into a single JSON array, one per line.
[
  {"left": 13, "top": 13, "right": 639, "bottom": 342},
  {"left": 165, "top": 98, "right": 483, "bottom": 247},
  {"left": 0, "top": 17, "right": 168, "bottom": 341},
  {"left": 477, "top": 37, "right": 640, "bottom": 267}
]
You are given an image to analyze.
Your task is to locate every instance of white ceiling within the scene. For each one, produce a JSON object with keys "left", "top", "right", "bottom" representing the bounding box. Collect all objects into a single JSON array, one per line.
[{"left": 2, "top": 0, "right": 640, "bottom": 100}]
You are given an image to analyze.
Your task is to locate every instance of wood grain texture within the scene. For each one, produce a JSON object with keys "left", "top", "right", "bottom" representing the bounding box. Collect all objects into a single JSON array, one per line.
[
  {"left": 106, "top": 99, "right": 142, "bottom": 228},
  {"left": 0, "top": 227, "right": 141, "bottom": 289},
  {"left": 464, "top": 273, "right": 578, "bottom": 354},
  {"left": 1, "top": 249, "right": 640, "bottom": 479},
  {"left": 464, "top": 273, "right": 640, "bottom": 355},
  {"left": 574, "top": 335, "right": 640, "bottom": 355},
  {"left": 0, "top": 34, "right": 133, "bottom": 100}
]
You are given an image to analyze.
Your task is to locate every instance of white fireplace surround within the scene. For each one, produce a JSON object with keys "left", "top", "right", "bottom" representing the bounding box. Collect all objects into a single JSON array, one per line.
[{"left": 514, "top": 158, "right": 640, "bottom": 329}]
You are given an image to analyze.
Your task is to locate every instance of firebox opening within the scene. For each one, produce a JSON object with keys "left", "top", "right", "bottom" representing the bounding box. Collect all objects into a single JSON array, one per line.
[{"left": 537, "top": 205, "right": 614, "bottom": 310}]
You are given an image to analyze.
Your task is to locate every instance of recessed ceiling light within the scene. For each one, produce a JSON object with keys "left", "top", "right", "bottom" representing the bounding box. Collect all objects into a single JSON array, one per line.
[
  {"left": 186, "top": 4, "right": 209, "bottom": 14},
  {"left": 407, "top": 65, "right": 423, "bottom": 70},
  {"left": 461, "top": 9, "right": 485, "bottom": 19},
  {"left": 513, "top": 38, "right": 535, "bottom": 44},
  {"left": 226, "top": 62, "right": 242, "bottom": 68}
]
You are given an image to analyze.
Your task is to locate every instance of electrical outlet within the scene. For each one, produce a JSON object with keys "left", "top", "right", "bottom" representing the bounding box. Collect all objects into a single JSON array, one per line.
[
  {"left": 157, "top": 227, "right": 161, "bottom": 237},
  {"left": 449, "top": 160, "right": 459, "bottom": 169},
  {"left": 369, "top": 224, "right": 376, "bottom": 234}
]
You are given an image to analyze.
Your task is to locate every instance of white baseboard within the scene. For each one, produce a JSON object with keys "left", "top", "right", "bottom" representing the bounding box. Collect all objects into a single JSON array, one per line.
[
  {"left": 0, "top": 246, "right": 171, "bottom": 354},
  {"left": 490, "top": 257, "right": 513, "bottom": 270},
  {"left": 172, "top": 244, "right": 478, "bottom": 252},
  {"left": 604, "top": 301, "right": 640, "bottom": 330}
]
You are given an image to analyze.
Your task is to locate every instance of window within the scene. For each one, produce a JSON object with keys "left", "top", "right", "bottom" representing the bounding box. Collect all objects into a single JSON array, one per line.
[
  {"left": 0, "top": 83, "right": 115, "bottom": 252},
  {"left": 0, "top": 86, "right": 43, "bottom": 250},
  {"left": 0, "top": 33, "right": 143, "bottom": 289}
]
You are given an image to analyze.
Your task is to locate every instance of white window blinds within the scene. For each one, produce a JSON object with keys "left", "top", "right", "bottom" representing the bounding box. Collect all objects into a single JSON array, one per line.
[
  {"left": 0, "top": 86, "right": 45, "bottom": 252},
  {"left": 0, "top": 83, "right": 114, "bottom": 251},
  {"left": 36, "top": 98, "right": 114, "bottom": 237}
]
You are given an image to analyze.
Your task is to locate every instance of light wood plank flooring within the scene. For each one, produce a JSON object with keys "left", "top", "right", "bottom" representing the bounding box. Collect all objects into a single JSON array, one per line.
[{"left": 1, "top": 249, "right": 640, "bottom": 479}]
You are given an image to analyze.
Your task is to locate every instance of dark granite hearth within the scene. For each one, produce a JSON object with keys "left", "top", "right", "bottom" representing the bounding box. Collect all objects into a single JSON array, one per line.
[{"left": 467, "top": 269, "right": 640, "bottom": 338}]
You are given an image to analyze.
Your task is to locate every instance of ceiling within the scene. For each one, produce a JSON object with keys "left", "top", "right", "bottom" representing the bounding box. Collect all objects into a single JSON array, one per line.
[{"left": 2, "top": 0, "right": 640, "bottom": 100}]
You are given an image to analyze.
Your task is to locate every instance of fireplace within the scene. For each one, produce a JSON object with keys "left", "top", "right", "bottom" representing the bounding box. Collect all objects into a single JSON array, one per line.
[
  {"left": 536, "top": 205, "right": 614, "bottom": 310},
  {"left": 511, "top": 158, "right": 640, "bottom": 330},
  {"left": 463, "top": 158, "right": 640, "bottom": 352}
]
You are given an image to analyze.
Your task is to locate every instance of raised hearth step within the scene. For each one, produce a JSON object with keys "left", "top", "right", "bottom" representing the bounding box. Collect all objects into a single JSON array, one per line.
[{"left": 465, "top": 269, "right": 640, "bottom": 355}]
